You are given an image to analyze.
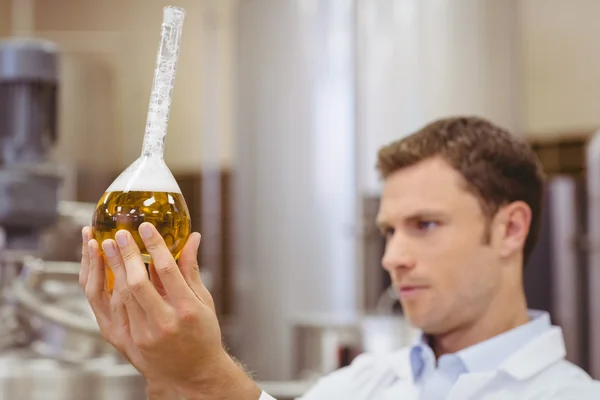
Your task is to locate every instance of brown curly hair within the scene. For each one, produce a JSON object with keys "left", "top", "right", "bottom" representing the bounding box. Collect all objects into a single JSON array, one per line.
[{"left": 376, "top": 116, "right": 546, "bottom": 264}]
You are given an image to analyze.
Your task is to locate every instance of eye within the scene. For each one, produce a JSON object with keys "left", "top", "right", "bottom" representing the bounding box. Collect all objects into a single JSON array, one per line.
[
  {"left": 416, "top": 220, "right": 439, "bottom": 232},
  {"left": 380, "top": 227, "right": 395, "bottom": 239}
]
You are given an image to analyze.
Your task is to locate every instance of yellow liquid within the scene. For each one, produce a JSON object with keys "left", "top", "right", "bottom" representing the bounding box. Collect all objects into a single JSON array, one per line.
[{"left": 92, "top": 190, "right": 191, "bottom": 292}]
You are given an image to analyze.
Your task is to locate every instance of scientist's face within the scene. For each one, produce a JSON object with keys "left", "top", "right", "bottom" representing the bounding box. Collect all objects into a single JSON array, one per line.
[{"left": 376, "top": 156, "right": 511, "bottom": 334}]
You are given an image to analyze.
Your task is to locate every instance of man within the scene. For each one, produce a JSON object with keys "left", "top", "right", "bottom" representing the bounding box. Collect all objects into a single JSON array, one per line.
[{"left": 80, "top": 116, "right": 600, "bottom": 399}]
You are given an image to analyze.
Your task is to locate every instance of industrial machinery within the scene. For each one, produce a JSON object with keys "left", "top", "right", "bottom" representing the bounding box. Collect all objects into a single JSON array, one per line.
[
  {"left": 0, "top": 37, "right": 61, "bottom": 297},
  {"left": 0, "top": 37, "right": 147, "bottom": 399}
]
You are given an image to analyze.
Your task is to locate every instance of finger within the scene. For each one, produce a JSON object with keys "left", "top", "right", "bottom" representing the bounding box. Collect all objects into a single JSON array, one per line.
[
  {"left": 114, "top": 229, "right": 173, "bottom": 320},
  {"left": 85, "top": 239, "right": 112, "bottom": 333},
  {"left": 177, "top": 232, "right": 215, "bottom": 309},
  {"left": 148, "top": 262, "right": 167, "bottom": 297},
  {"left": 106, "top": 263, "right": 143, "bottom": 355},
  {"left": 137, "top": 222, "right": 194, "bottom": 303},
  {"left": 178, "top": 233, "right": 205, "bottom": 291},
  {"left": 102, "top": 239, "right": 149, "bottom": 337},
  {"left": 109, "top": 274, "right": 130, "bottom": 344},
  {"left": 79, "top": 227, "right": 92, "bottom": 290}
]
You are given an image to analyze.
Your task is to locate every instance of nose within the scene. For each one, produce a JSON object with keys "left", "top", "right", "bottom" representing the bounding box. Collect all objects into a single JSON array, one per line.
[{"left": 381, "top": 233, "right": 416, "bottom": 272}]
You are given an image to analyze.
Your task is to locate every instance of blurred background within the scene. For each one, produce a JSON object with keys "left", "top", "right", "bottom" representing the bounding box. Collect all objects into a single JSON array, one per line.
[{"left": 0, "top": 0, "right": 600, "bottom": 398}]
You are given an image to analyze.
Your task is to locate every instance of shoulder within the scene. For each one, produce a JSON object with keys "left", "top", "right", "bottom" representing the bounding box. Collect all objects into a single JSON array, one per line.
[
  {"left": 541, "top": 379, "right": 600, "bottom": 400},
  {"left": 518, "top": 360, "right": 596, "bottom": 399},
  {"left": 538, "top": 359, "right": 592, "bottom": 381},
  {"left": 297, "top": 348, "right": 412, "bottom": 400}
]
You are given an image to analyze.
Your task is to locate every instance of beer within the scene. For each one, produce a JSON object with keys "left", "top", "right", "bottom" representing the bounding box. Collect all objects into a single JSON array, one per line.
[
  {"left": 91, "top": 5, "right": 189, "bottom": 293},
  {"left": 92, "top": 184, "right": 191, "bottom": 292}
]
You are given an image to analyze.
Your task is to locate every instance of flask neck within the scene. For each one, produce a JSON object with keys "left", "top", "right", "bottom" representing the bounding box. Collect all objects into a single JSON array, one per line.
[{"left": 140, "top": 130, "right": 165, "bottom": 159}]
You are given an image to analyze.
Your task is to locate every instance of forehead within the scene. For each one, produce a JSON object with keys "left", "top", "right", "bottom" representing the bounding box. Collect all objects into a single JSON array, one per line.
[{"left": 378, "top": 157, "right": 482, "bottom": 219}]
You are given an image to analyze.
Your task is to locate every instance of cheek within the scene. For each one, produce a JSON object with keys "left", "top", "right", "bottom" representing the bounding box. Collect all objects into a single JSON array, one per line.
[
  {"left": 422, "top": 230, "right": 487, "bottom": 288},
  {"left": 439, "top": 250, "right": 498, "bottom": 302},
  {"left": 419, "top": 228, "right": 472, "bottom": 265}
]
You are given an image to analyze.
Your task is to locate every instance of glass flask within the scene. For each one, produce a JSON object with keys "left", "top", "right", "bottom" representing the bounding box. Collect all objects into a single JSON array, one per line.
[{"left": 91, "top": 6, "right": 191, "bottom": 293}]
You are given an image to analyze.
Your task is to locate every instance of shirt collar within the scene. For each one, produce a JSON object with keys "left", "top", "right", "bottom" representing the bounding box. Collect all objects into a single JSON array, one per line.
[
  {"left": 409, "top": 309, "right": 553, "bottom": 381},
  {"left": 457, "top": 309, "right": 551, "bottom": 372}
]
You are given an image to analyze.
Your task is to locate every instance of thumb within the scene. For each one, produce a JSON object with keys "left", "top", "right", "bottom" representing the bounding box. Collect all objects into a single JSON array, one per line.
[
  {"left": 178, "top": 232, "right": 204, "bottom": 291},
  {"left": 179, "top": 233, "right": 215, "bottom": 310}
]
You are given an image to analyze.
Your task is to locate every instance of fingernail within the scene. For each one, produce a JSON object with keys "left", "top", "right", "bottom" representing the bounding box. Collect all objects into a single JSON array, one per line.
[
  {"left": 139, "top": 223, "right": 153, "bottom": 240},
  {"left": 115, "top": 231, "right": 129, "bottom": 248},
  {"left": 82, "top": 228, "right": 89, "bottom": 243},
  {"left": 102, "top": 240, "right": 117, "bottom": 257},
  {"left": 194, "top": 233, "right": 201, "bottom": 251}
]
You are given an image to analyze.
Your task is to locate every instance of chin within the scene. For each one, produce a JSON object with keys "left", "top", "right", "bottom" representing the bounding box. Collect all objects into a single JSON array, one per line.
[
  {"left": 402, "top": 308, "right": 426, "bottom": 329},
  {"left": 402, "top": 307, "right": 441, "bottom": 333}
]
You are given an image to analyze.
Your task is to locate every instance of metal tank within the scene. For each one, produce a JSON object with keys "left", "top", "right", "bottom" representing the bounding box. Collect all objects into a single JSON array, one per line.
[{"left": 235, "top": 0, "right": 359, "bottom": 381}]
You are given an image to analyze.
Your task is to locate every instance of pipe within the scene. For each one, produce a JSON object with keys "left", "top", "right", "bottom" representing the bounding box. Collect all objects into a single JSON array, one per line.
[
  {"left": 548, "top": 176, "right": 582, "bottom": 366},
  {"left": 586, "top": 129, "right": 600, "bottom": 378}
]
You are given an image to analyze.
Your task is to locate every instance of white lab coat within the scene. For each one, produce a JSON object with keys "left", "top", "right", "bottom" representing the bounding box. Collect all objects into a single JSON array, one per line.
[{"left": 259, "top": 326, "right": 600, "bottom": 400}]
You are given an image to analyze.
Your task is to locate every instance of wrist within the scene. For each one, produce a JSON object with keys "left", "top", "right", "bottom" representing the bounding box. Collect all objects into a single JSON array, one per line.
[{"left": 176, "top": 351, "right": 262, "bottom": 400}]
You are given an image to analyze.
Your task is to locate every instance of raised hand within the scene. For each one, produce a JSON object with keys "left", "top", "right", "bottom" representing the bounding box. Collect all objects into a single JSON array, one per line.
[{"left": 80, "top": 223, "right": 261, "bottom": 400}]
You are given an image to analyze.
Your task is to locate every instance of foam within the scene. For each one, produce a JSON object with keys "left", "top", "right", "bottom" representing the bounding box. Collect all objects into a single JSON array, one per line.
[
  {"left": 163, "top": 6, "right": 185, "bottom": 26},
  {"left": 106, "top": 157, "right": 182, "bottom": 194},
  {"left": 141, "top": 6, "right": 185, "bottom": 159}
]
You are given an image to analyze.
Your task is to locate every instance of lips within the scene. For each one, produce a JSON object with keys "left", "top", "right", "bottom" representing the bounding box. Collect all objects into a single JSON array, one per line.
[{"left": 397, "top": 285, "right": 429, "bottom": 299}]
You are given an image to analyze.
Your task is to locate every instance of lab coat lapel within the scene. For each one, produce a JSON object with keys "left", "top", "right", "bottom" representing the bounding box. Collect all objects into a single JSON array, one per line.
[
  {"left": 446, "top": 371, "right": 498, "bottom": 400},
  {"left": 497, "top": 327, "right": 565, "bottom": 379},
  {"left": 377, "top": 348, "right": 420, "bottom": 400},
  {"left": 378, "top": 381, "right": 420, "bottom": 400},
  {"left": 446, "top": 327, "right": 566, "bottom": 400},
  {"left": 387, "top": 347, "right": 414, "bottom": 380}
]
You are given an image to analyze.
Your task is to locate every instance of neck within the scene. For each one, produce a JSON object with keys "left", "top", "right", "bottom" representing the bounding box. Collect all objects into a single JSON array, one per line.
[
  {"left": 140, "top": 130, "right": 166, "bottom": 158},
  {"left": 431, "top": 271, "right": 530, "bottom": 358}
]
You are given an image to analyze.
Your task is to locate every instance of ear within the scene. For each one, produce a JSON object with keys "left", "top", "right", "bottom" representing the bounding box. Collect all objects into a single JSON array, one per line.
[{"left": 495, "top": 201, "right": 532, "bottom": 258}]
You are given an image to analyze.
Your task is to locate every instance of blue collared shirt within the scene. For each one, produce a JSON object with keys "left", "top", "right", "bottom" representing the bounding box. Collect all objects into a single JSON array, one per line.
[{"left": 409, "top": 309, "right": 553, "bottom": 400}]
